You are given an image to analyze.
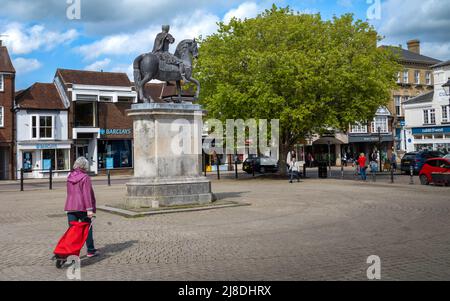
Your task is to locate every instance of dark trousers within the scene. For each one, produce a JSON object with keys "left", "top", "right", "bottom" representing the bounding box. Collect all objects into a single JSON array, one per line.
[{"left": 67, "top": 212, "right": 95, "bottom": 253}]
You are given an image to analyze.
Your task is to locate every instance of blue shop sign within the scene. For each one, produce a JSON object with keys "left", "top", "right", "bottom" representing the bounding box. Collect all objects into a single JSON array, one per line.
[
  {"left": 100, "top": 129, "right": 132, "bottom": 136},
  {"left": 412, "top": 126, "right": 450, "bottom": 135},
  {"left": 36, "top": 144, "right": 58, "bottom": 149},
  {"left": 106, "top": 157, "right": 114, "bottom": 170}
]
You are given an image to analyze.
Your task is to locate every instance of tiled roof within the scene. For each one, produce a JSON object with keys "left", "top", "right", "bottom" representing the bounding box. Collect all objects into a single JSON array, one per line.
[
  {"left": 0, "top": 46, "right": 15, "bottom": 73},
  {"left": 380, "top": 46, "right": 441, "bottom": 65},
  {"left": 57, "top": 69, "right": 132, "bottom": 87},
  {"left": 403, "top": 91, "right": 434, "bottom": 105},
  {"left": 15, "top": 83, "right": 66, "bottom": 110}
]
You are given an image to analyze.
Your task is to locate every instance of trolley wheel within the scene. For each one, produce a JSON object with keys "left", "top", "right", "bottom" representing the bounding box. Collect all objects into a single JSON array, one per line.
[{"left": 55, "top": 259, "right": 66, "bottom": 269}]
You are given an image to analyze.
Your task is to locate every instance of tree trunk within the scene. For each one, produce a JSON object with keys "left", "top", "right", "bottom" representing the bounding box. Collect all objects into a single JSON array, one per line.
[{"left": 278, "top": 142, "right": 290, "bottom": 176}]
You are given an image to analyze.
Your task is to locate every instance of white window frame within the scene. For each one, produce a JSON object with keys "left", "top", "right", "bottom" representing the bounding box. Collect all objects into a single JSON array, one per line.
[
  {"left": 396, "top": 72, "right": 401, "bottom": 84},
  {"left": 426, "top": 72, "right": 432, "bottom": 85},
  {"left": 0, "top": 74, "right": 4, "bottom": 92},
  {"left": 371, "top": 116, "right": 389, "bottom": 134},
  {"left": 0, "top": 106, "right": 4, "bottom": 127},
  {"left": 30, "top": 115, "right": 55, "bottom": 140},
  {"left": 403, "top": 70, "right": 409, "bottom": 84},
  {"left": 394, "top": 96, "right": 401, "bottom": 116},
  {"left": 414, "top": 70, "right": 420, "bottom": 85},
  {"left": 423, "top": 109, "right": 436, "bottom": 125},
  {"left": 350, "top": 123, "right": 368, "bottom": 134},
  {"left": 443, "top": 105, "right": 450, "bottom": 123}
]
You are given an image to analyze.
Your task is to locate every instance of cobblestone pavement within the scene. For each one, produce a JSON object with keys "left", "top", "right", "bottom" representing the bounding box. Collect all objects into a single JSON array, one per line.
[{"left": 0, "top": 177, "right": 449, "bottom": 281}]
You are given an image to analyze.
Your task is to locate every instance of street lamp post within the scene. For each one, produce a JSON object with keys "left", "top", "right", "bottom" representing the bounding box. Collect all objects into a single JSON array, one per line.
[{"left": 377, "top": 126, "right": 382, "bottom": 172}]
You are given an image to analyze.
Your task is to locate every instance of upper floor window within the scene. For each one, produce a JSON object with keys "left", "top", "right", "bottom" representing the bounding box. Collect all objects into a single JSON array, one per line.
[
  {"left": 423, "top": 109, "right": 436, "bottom": 125},
  {"left": 0, "top": 106, "right": 4, "bottom": 127},
  {"left": 396, "top": 72, "right": 401, "bottom": 84},
  {"left": 443, "top": 105, "right": 450, "bottom": 123},
  {"left": 414, "top": 71, "right": 420, "bottom": 84},
  {"left": 371, "top": 116, "right": 389, "bottom": 133},
  {"left": 403, "top": 70, "right": 409, "bottom": 84},
  {"left": 426, "top": 72, "right": 432, "bottom": 85},
  {"left": 31, "top": 115, "right": 54, "bottom": 139},
  {"left": 75, "top": 101, "right": 97, "bottom": 127},
  {"left": 99, "top": 96, "right": 113, "bottom": 102},
  {"left": 350, "top": 123, "right": 368, "bottom": 134},
  {"left": 0, "top": 74, "right": 4, "bottom": 91},
  {"left": 394, "top": 96, "right": 401, "bottom": 116}
]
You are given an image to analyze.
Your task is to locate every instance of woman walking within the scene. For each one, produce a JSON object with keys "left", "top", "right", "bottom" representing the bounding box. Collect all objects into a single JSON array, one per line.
[{"left": 64, "top": 157, "right": 99, "bottom": 258}]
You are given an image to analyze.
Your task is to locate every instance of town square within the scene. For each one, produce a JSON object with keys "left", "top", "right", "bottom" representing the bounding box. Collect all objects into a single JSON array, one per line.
[{"left": 0, "top": 0, "right": 450, "bottom": 287}]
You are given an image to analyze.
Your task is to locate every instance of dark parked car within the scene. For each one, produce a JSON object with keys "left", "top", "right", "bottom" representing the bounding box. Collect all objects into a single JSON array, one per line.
[
  {"left": 401, "top": 151, "right": 445, "bottom": 174},
  {"left": 243, "top": 156, "right": 278, "bottom": 174},
  {"left": 419, "top": 158, "right": 450, "bottom": 185}
]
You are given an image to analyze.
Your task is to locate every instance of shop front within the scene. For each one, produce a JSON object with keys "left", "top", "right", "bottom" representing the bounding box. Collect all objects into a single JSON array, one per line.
[
  {"left": 407, "top": 126, "right": 450, "bottom": 154},
  {"left": 97, "top": 128, "right": 133, "bottom": 175},
  {"left": 17, "top": 142, "right": 71, "bottom": 179},
  {"left": 348, "top": 134, "right": 394, "bottom": 164}
]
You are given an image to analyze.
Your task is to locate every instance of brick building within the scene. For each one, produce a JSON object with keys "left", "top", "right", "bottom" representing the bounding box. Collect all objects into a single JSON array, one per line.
[{"left": 0, "top": 41, "right": 15, "bottom": 180}]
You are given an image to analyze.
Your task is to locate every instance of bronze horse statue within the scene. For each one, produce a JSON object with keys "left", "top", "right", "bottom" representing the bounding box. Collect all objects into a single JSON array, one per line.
[{"left": 133, "top": 39, "right": 200, "bottom": 103}]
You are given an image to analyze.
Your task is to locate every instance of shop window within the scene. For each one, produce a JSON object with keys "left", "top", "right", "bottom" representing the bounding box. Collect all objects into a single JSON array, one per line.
[
  {"left": 22, "top": 152, "right": 33, "bottom": 172},
  {"left": 42, "top": 149, "right": 70, "bottom": 171},
  {"left": 75, "top": 101, "right": 97, "bottom": 127},
  {"left": 98, "top": 140, "right": 133, "bottom": 169}
]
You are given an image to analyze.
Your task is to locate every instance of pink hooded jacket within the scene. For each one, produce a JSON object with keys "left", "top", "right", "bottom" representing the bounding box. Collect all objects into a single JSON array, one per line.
[{"left": 64, "top": 169, "right": 96, "bottom": 213}]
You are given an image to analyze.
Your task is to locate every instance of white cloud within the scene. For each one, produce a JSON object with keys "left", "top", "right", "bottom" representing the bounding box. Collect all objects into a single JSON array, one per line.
[
  {"left": 13, "top": 57, "right": 42, "bottom": 74},
  {"left": 376, "top": 0, "right": 450, "bottom": 60},
  {"left": 223, "top": 2, "right": 261, "bottom": 23},
  {"left": 84, "top": 58, "right": 111, "bottom": 71},
  {"left": 0, "top": 22, "right": 78, "bottom": 55},
  {"left": 76, "top": 10, "right": 220, "bottom": 61}
]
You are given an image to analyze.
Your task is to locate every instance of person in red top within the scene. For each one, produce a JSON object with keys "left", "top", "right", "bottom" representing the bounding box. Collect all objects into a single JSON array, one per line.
[{"left": 358, "top": 153, "right": 367, "bottom": 181}]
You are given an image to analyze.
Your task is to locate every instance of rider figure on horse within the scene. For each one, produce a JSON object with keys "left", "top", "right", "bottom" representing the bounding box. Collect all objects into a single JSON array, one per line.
[{"left": 152, "top": 25, "right": 186, "bottom": 80}]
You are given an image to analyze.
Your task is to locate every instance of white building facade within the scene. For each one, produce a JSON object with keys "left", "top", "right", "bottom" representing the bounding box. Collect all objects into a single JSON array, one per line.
[
  {"left": 404, "top": 61, "right": 450, "bottom": 154},
  {"left": 15, "top": 83, "right": 71, "bottom": 179}
]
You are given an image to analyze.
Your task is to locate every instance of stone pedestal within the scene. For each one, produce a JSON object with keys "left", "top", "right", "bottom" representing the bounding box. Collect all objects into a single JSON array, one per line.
[{"left": 125, "top": 103, "right": 213, "bottom": 208}]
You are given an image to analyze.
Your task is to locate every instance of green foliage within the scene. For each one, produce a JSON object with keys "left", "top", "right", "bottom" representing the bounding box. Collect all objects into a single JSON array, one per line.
[{"left": 195, "top": 5, "right": 400, "bottom": 149}]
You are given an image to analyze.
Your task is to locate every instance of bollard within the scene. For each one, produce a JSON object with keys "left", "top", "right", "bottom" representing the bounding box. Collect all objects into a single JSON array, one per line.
[
  {"left": 216, "top": 159, "right": 220, "bottom": 180},
  {"left": 49, "top": 168, "right": 53, "bottom": 190},
  {"left": 252, "top": 160, "right": 255, "bottom": 177},
  {"left": 303, "top": 164, "right": 307, "bottom": 179},
  {"left": 409, "top": 165, "right": 414, "bottom": 185},
  {"left": 203, "top": 153, "right": 207, "bottom": 177},
  {"left": 390, "top": 164, "right": 394, "bottom": 184},
  {"left": 20, "top": 169, "right": 24, "bottom": 192},
  {"left": 341, "top": 164, "right": 344, "bottom": 179},
  {"left": 107, "top": 170, "right": 111, "bottom": 186},
  {"left": 235, "top": 160, "right": 238, "bottom": 179}
]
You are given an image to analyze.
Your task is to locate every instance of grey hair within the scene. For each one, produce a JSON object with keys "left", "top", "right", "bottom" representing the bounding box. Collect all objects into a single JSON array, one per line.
[{"left": 73, "top": 157, "right": 89, "bottom": 171}]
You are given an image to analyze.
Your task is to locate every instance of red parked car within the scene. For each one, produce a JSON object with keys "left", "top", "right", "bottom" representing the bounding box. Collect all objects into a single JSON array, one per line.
[{"left": 419, "top": 158, "right": 450, "bottom": 186}]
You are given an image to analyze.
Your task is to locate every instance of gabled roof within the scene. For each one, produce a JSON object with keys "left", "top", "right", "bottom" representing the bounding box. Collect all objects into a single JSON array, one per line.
[
  {"left": 0, "top": 46, "right": 15, "bottom": 73},
  {"left": 56, "top": 69, "right": 131, "bottom": 87},
  {"left": 380, "top": 46, "right": 441, "bottom": 65},
  {"left": 403, "top": 91, "right": 434, "bottom": 105},
  {"left": 15, "top": 83, "right": 66, "bottom": 110}
]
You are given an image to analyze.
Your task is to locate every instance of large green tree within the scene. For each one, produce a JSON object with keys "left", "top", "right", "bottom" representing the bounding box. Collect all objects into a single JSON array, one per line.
[{"left": 195, "top": 5, "right": 400, "bottom": 174}]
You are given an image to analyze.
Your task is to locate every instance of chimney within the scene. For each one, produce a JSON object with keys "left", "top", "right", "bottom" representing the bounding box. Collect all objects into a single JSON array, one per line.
[{"left": 407, "top": 39, "right": 420, "bottom": 54}]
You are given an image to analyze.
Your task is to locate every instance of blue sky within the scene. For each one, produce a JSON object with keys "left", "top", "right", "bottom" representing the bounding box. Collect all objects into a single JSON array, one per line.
[{"left": 0, "top": 0, "right": 449, "bottom": 90}]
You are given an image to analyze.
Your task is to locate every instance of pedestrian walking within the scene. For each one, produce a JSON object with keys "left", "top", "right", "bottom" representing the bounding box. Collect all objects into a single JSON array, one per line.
[
  {"left": 358, "top": 153, "right": 368, "bottom": 181},
  {"left": 390, "top": 151, "right": 398, "bottom": 172},
  {"left": 342, "top": 152, "right": 348, "bottom": 167},
  {"left": 289, "top": 158, "right": 301, "bottom": 183},
  {"left": 64, "top": 157, "right": 99, "bottom": 258}
]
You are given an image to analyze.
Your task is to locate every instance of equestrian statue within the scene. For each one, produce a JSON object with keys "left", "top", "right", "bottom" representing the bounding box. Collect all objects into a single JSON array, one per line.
[{"left": 133, "top": 25, "right": 200, "bottom": 103}]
